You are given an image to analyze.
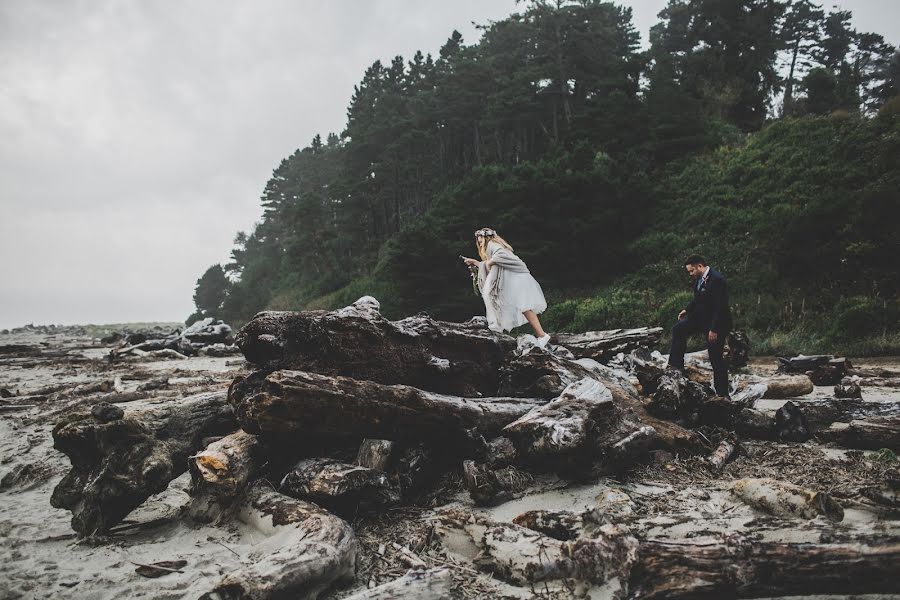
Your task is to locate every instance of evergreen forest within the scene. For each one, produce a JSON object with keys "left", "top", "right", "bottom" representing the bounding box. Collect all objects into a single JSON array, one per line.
[{"left": 191, "top": 0, "right": 900, "bottom": 355}]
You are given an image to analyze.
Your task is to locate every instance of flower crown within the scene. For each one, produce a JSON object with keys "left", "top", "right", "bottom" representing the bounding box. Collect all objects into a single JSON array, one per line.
[{"left": 474, "top": 227, "right": 496, "bottom": 238}]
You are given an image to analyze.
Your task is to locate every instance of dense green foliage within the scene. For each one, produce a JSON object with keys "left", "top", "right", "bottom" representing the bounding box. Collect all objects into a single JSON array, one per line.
[{"left": 194, "top": 0, "right": 899, "bottom": 355}]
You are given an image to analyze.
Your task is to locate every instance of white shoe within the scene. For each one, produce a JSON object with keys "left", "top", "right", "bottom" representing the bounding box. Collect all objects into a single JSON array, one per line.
[{"left": 536, "top": 334, "right": 551, "bottom": 348}]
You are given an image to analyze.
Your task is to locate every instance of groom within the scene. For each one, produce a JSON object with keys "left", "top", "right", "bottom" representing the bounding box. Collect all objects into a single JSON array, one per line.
[{"left": 667, "top": 254, "right": 732, "bottom": 397}]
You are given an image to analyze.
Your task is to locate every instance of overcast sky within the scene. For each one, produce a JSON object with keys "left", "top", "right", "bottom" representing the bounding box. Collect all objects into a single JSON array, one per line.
[{"left": 1, "top": 1, "right": 897, "bottom": 329}]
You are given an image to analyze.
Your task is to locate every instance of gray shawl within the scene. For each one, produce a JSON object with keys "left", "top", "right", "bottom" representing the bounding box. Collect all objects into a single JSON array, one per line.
[{"left": 477, "top": 241, "right": 530, "bottom": 314}]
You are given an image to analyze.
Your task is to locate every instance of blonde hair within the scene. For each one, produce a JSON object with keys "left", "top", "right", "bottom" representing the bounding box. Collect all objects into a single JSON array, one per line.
[{"left": 475, "top": 229, "right": 513, "bottom": 261}]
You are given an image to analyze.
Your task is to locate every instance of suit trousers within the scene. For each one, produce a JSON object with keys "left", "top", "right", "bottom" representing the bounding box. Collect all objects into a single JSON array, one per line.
[{"left": 667, "top": 318, "right": 729, "bottom": 396}]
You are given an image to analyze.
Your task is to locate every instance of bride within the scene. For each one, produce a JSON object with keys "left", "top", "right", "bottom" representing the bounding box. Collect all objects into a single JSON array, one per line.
[{"left": 462, "top": 227, "right": 550, "bottom": 347}]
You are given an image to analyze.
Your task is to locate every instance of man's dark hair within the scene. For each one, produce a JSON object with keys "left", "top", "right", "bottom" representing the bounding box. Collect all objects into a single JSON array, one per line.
[{"left": 683, "top": 254, "right": 707, "bottom": 266}]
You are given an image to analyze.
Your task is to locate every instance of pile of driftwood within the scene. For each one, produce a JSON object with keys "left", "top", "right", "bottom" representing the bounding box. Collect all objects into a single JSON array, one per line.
[
  {"left": 49, "top": 297, "right": 900, "bottom": 599},
  {"left": 106, "top": 317, "right": 238, "bottom": 360}
]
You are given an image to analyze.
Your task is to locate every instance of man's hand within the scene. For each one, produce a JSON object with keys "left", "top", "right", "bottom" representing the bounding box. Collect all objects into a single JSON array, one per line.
[
  {"left": 708, "top": 330, "right": 718, "bottom": 344},
  {"left": 678, "top": 310, "right": 687, "bottom": 320}
]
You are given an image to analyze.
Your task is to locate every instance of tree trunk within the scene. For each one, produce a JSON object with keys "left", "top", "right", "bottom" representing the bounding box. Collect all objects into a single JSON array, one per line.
[
  {"left": 229, "top": 369, "right": 544, "bottom": 450},
  {"left": 234, "top": 297, "right": 514, "bottom": 396},
  {"left": 201, "top": 484, "right": 358, "bottom": 600},
  {"left": 51, "top": 391, "right": 235, "bottom": 534}
]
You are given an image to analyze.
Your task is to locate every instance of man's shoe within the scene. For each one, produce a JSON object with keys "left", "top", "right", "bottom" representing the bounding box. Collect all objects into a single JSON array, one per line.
[{"left": 537, "top": 334, "right": 551, "bottom": 348}]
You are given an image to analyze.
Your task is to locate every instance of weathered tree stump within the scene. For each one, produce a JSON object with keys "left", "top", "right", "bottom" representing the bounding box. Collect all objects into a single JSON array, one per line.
[
  {"left": 51, "top": 391, "right": 235, "bottom": 534},
  {"left": 201, "top": 484, "right": 358, "bottom": 600},
  {"left": 234, "top": 297, "right": 514, "bottom": 396},
  {"left": 189, "top": 430, "right": 263, "bottom": 523}
]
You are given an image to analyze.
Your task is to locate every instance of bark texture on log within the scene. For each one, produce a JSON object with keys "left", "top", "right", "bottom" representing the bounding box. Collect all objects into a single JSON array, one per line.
[
  {"left": 235, "top": 297, "right": 513, "bottom": 396},
  {"left": 280, "top": 458, "right": 400, "bottom": 516},
  {"left": 791, "top": 397, "right": 900, "bottom": 430},
  {"left": 498, "top": 349, "right": 602, "bottom": 399},
  {"left": 201, "top": 484, "right": 358, "bottom": 600},
  {"left": 435, "top": 509, "right": 570, "bottom": 586},
  {"left": 189, "top": 430, "right": 263, "bottom": 523},
  {"left": 229, "top": 369, "right": 543, "bottom": 449},
  {"left": 356, "top": 439, "right": 396, "bottom": 472},
  {"left": 628, "top": 534, "right": 899, "bottom": 599},
  {"left": 51, "top": 391, "right": 235, "bottom": 534},
  {"left": 707, "top": 439, "right": 736, "bottom": 471},
  {"left": 344, "top": 568, "right": 455, "bottom": 600},
  {"left": 513, "top": 509, "right": 584, "bottom": 541},
  {"left": 438, "top": 510, "right": 900, "bottom": 598},
  {"left": 552, "top": 327, "right": 662, "bottom": 363},
  {"left": 504, "top": 376, "right": 665, "bottom": 474}
]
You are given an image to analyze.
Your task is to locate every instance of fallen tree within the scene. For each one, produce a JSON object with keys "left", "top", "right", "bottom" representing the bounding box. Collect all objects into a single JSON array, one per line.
[{"left": 228, "top": 369, "right": 544, "bottom": 449}]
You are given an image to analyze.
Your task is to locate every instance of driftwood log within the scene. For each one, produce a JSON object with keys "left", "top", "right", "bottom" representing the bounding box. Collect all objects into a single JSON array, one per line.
[
  {"left": 189, "top": 430, "right": 263, "bottom": 522},
  {"left": 279, "top": 458, "right": 400, "bottom": 516},
  {"left": 503, "top": 377, "right": 656, "bottom": 474},
  {"left": 234, "top": 297, "right": 513, "bottom": 396},
  {"left": 817, "top": 416, "right": 900, "bottom": 451},
  {"left": 51, "top": 391, "right": 235, "bottom": 534},
  {"left": 229, "top": 369, "right": 544, "bottom": 449},
  {"left": 201, "top": 484, "right": 358, "bottom": 600},
  {"left": 730, "top": 477, "right": 844, "bottom": 521},
  {"left": 777, "top": 355, "right": 850, "bottom": 385},
  {"left": 344, "top": 568, "right": 455, "bottom": 600},
  {"left": 626, "top": 534, "right": 900, "bottom": 599},
  {"left": 438, "top": 509, "right": 900, "bottom": 598},
  {"left": 552, "top": 327, "right": 662, "bottom": 363}
]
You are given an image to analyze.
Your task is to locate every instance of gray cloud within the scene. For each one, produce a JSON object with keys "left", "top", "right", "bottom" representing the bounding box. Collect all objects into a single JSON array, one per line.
[{"left": 1, "top": 0, "right": 896, "bottom": 328}]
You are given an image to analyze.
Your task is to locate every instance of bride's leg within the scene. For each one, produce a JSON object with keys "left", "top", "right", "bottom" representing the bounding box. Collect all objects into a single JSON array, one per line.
[{"left": 522, "top": 310, "right": 547, "bottom": 338}]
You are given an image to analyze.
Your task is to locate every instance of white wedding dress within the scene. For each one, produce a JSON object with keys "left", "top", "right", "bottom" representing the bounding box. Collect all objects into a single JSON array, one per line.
[{"left": 479, "top": 241, "right": 547, "bottom": 332}]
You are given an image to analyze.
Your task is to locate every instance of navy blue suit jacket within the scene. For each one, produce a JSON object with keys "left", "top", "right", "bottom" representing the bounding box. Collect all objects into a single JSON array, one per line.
[{"left": 684, "top": 268, "right": 731, "bottom": 334}]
